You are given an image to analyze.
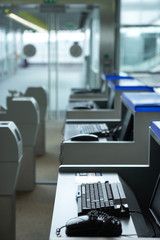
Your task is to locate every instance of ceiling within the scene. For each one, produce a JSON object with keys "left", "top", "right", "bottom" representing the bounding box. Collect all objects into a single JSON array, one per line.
[{"left": 0, "top": 3, "right": 96, "bottom": 31}]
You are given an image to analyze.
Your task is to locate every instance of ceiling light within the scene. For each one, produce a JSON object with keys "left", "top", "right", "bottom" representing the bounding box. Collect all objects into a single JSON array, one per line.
[{"left": 8, "top": 13, "right": 47, "bottom": 32}]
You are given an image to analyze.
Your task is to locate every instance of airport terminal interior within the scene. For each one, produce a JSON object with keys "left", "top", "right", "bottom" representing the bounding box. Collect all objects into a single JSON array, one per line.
[{"left": 1, "top": 0, "right": 160, "bottom": 240}]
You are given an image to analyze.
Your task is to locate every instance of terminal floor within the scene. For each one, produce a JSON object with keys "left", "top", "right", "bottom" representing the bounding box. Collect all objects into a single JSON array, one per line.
[{"left": 16, "top": 119, "right": 64, "bottom": 240}]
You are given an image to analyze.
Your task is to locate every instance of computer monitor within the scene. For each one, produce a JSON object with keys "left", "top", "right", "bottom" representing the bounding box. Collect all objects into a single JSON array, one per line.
[
  {"left": 149, "top": 174, "right": 160, "bottom": 228},
  {"left": 107, "top": 88, "right": 115, "bottom": 109},
  {"left": 100, "top": 78, "right": 106, "bottom": 93},
  {"left": 118, "top": 109, "right": 133, "bottom": 141}
]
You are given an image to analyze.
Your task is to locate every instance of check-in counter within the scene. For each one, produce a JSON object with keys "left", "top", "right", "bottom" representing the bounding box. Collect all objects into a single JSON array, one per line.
[
  {"left": 61, "top": 92, "right": 160, "bottom": 166},
  {"left": 8, "top": 86, "right": 47, "bottom": 156},
  {"left": 69, "top": 73, "right": 134, "bottom": 101},
  {"left": 66, "top": 79, "right": 153, "bottom": 120},
  {"left": 0, "top": 121, "right": 22, "bottom": 240},
  {"left": 0, "top": 97, "right": 40, "bottom": 191},
  {"left": 69, "top": 77, "right": 108, "bottom": 101}
]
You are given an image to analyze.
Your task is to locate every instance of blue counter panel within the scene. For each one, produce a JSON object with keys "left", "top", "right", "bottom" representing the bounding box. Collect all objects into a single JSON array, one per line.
[
  {"left": 108, "top": 79, "right": 153, "bottom": 91},
  {"left": 106, "top": 75, "right": 133, "bottom": 80},
  {"left": 151, "top": 121, "right": 160, "bottom": 139},
  {"left": 121, "top": 92, "right": 160, "bottom": 112}
]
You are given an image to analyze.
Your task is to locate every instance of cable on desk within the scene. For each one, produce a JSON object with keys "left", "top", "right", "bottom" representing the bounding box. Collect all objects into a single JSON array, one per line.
[{"left": 56, "top": 225, "right": 66, "bottom": 237}]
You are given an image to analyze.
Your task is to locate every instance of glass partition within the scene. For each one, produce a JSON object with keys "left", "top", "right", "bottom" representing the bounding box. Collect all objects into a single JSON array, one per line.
[
  {"left": 121, "top": 0, "right": 160, "bottom": 25},
  {"left": 0, "top": 28, "right": 6, "bottom": 79},
  {"left": 120, "top": 0, "right": 160, "bottom": 72},
  {"left": 0, "top": 4, "right": 88, "bottom": 119},
  {"left": 120, "top": 26, "right": 160, "bottom": 72}
]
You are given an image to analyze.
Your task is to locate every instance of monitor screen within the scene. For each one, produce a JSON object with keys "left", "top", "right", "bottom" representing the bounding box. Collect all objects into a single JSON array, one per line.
[
  {"left": 107, "top": 89, "right": 115, "bottom": 109},
  {"left": 118, "top": 109, "right": 133, "bottom": 141},
  {"left": 149, "top": 175, "right": 160, "bottom": 227}
]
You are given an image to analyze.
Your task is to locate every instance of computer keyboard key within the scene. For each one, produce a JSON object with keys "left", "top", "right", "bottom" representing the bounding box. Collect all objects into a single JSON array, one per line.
[
  {"left": 105, "top": 182, "right": 113, "bottom": 200},
  {"left": 93, "top": 183, "right": 101, "bottom": 209},
  {"left": 77, "top": 186, "right": 82, "bottom": 215},
  {"left": 110, "top": 183, "right": 121, "bottom": 206},
  {"left": 90, "top": 184, "right": 96, "bottom": 209},
  {"left": 117, "top": 182, "right": 127, "bottom": 204},
  {"left": 81, "top": 184, "right": 87, "bottom": 207},
  {"left": 86, "top": 184, "right": 91, "bottom": 209},
  {"left": 117, "top": 182, "right": 129, "bottom": 216},
  {"left": 101, "top": 182, "right": 110, "bottom": 209},
  {"left": 97, "top": 182, "right": 105, "bottom": 208}
]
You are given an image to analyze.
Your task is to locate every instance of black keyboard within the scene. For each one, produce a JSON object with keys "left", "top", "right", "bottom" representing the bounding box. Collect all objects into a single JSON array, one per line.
[
  {"left": 78, "top": 123, "right": 110, "bottom": 138},
  {"left": 76, "top": 181, "right": 129, "bottom": 217}
]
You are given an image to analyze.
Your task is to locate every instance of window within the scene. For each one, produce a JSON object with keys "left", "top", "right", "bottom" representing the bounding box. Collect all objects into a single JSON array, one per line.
[{"left": 120, "top": 0, "right": 160, "bottom": 72}]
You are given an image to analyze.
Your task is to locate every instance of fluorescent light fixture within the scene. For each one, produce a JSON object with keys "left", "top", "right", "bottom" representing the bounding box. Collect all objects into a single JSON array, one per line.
[{"left": 8, "top": 13, "right": 47, "bottom": 33}]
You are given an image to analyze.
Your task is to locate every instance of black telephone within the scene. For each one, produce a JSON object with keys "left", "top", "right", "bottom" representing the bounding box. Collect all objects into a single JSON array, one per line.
[
  {"left": 73, "top": 105, "right": 93, "bottom": 110},
  {"left": 70, "top": 134, "right": 99, "bottom": 141},
  {"left": 73, "top": 102, "right": 94, "bottom": 110},
  {"left": 56, "top": 210, "right": 122, "bottom": 237}
]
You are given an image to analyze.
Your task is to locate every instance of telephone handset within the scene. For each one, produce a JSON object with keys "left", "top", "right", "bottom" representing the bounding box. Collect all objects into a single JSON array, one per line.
[
  {"left": 70, "top": 134, "right": 99, "bottom": 141},
  {"left": 56, "top": 210, "right": 122, "bottom": 237}
]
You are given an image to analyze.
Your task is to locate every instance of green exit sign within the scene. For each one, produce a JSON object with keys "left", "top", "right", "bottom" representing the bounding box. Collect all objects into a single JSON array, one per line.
[{"left": 44, "top": 0, "right": 55, "bottom": 3}]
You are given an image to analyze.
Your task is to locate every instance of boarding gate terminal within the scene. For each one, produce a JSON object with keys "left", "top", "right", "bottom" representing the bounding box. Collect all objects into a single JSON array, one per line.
[
  {"left": 25, "top": 86, "right": 47, "bottom": 156},
  {"left": 0, "top": 121, "right": 22, "bottom": 240},
  {"left": 61, "top": 92, "right": 160, "bottom": 165},
  {"left": 0, "top": 96, "right": 40, "bottom": 191},
  {"left": 8, "top": 86, "right": 47, "bottom": 156},
  {"left": 66, "top": 78, "right": 153, "bottom": 120}
]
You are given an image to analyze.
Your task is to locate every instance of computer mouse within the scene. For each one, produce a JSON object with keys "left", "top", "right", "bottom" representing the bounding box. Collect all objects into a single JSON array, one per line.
[
  {"left": 70, "top": 134, "right": 99, "bottom": 141},
  {"left": 65, "top": 210, "right": 122, "bottom": 237}
]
